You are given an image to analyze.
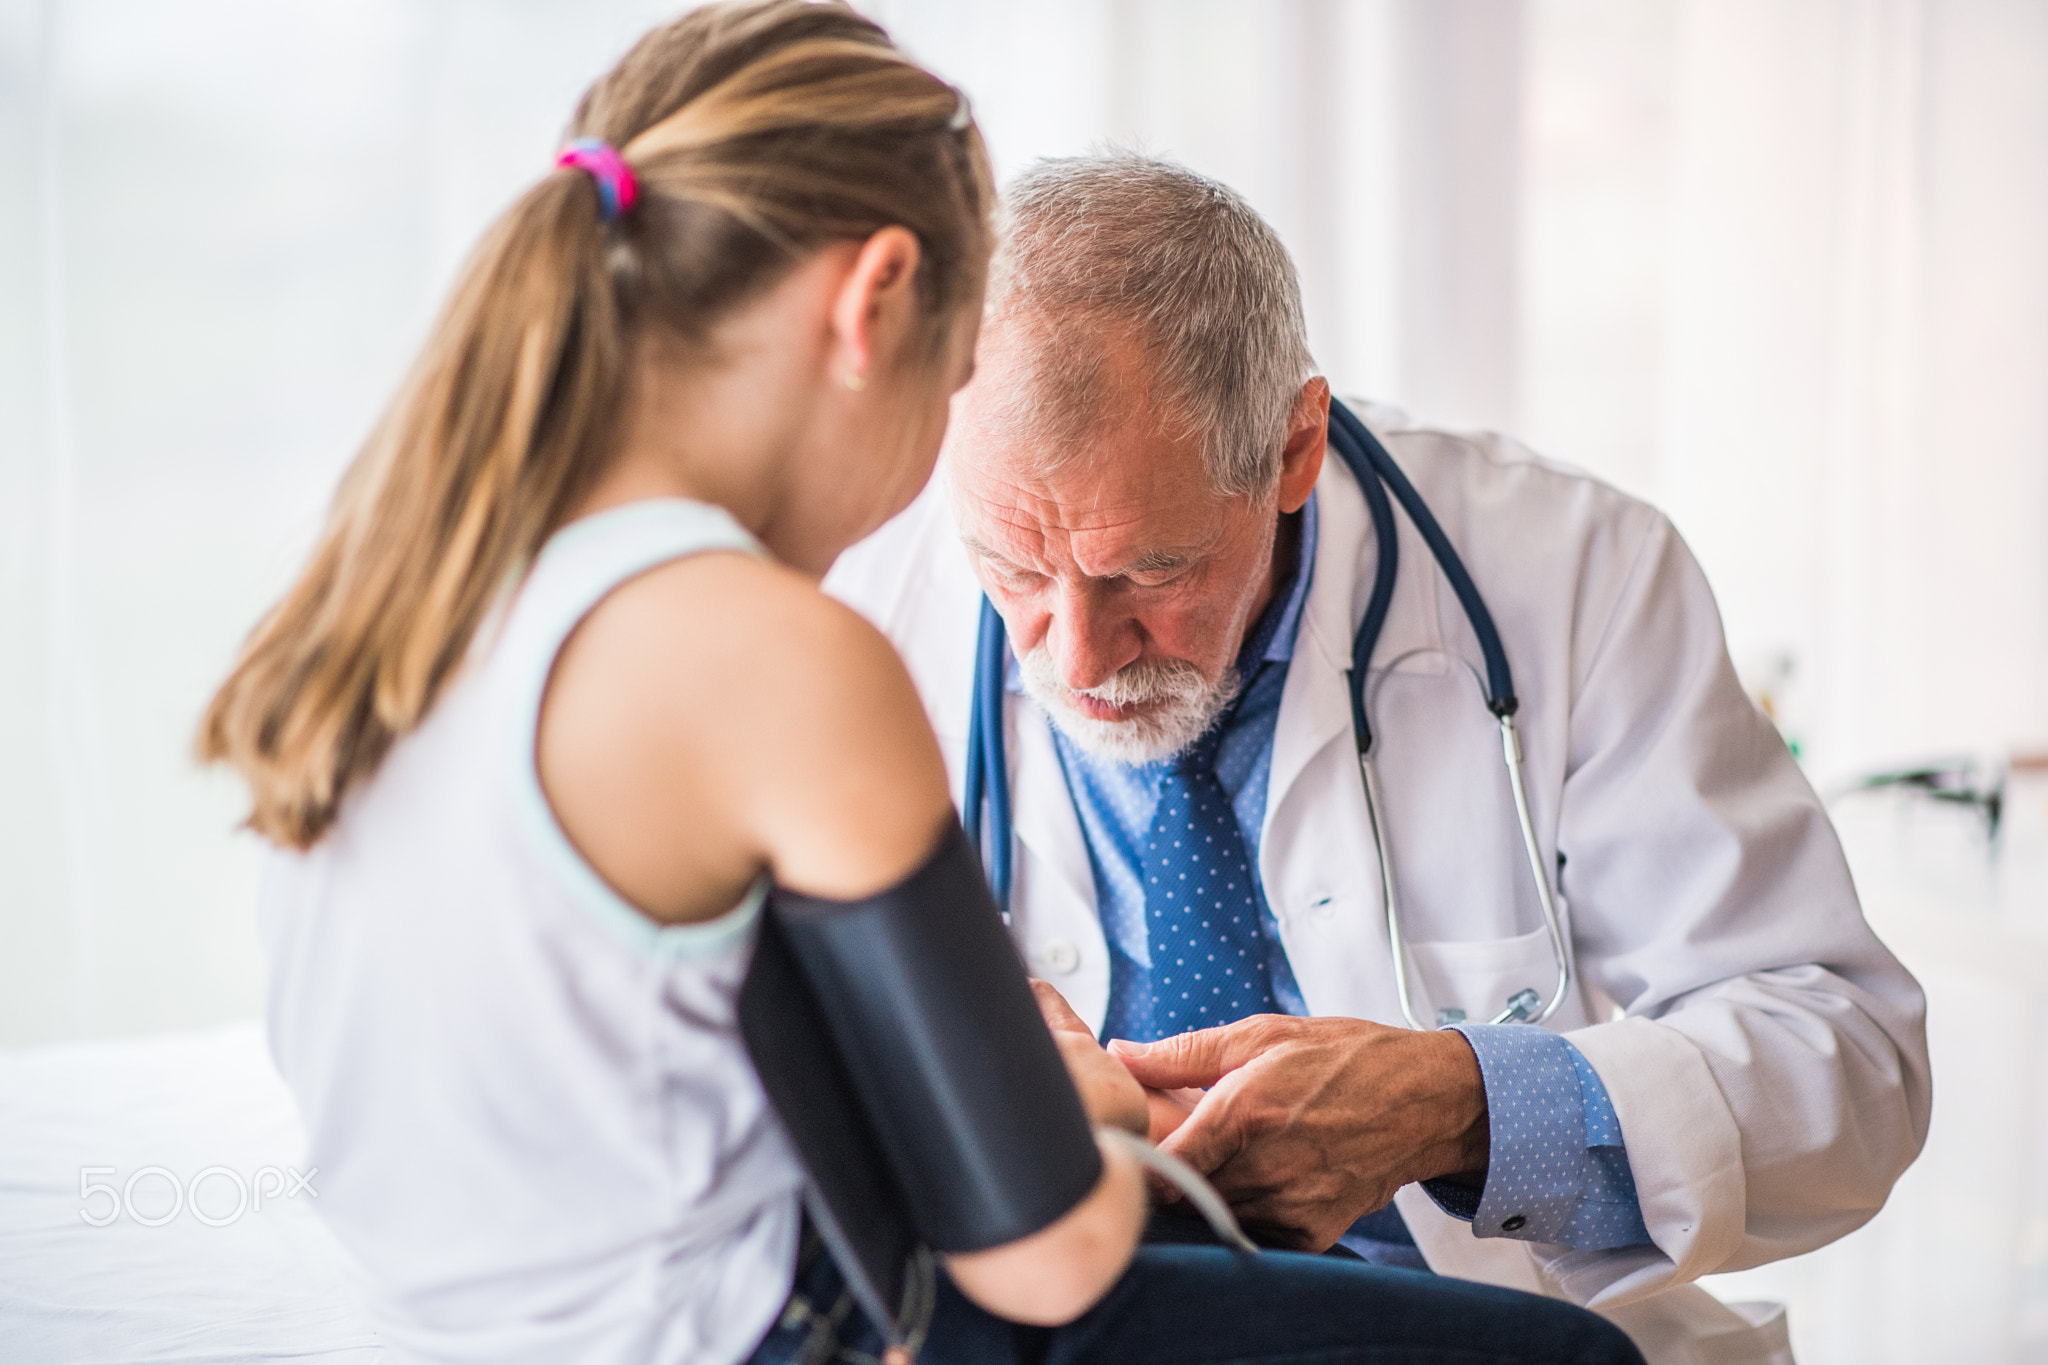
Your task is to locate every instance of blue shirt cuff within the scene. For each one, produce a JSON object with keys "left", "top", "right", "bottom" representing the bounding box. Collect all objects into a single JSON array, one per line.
[{"left": 1421, "top": 1023, "right": 1652, "bottom": 1251}]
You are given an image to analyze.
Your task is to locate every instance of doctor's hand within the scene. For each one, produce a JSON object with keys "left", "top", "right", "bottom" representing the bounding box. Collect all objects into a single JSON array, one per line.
[
  {"left": 1030, "top": 981, "right": 1148, "bottom": 1136},
  {"left": 1109, "top": 1017, "right": 1489, "bottom": 1253}
]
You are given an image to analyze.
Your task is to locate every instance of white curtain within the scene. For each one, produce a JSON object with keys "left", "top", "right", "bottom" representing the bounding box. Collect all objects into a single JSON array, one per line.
[
  {"left": 5, "top": 6, "right": 2048, "bottom": 1353},
  {"left": 7, "top": 0, "right": 2046, "bottom": 1036},
  {"left": 1, "top": 0, "right": 686, "bottom": 1045},
  {"left": 1652, "top": 0, "right": 2048, "bottom": 777}
]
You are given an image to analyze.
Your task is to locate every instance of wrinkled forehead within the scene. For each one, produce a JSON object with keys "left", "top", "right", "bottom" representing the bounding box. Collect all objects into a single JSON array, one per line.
[
  {"left": 947, "top": 443, "right": 1228, "bottom": 579},
  {"left": 945, "top": 324, "right": 1231, "bottom": 578},
  {"left": 968, "top": 310, "right": 1153, "bottom": 443}
]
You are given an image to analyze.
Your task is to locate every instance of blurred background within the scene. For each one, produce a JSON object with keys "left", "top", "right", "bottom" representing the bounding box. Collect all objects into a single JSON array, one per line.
[{"left": 2, "top": 1, "right": 2045, "bottom": 1359}]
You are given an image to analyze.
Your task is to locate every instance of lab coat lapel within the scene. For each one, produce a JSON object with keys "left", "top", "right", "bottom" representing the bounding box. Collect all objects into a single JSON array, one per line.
[
  {"left": 1264, "top": 423, "right": 1453, "bottom": 808},
  {"left": 1262, "top": 455, "right": 1399, "bottom": 1023},
  {"left": 1265, "top": 453, "right": 1371, "bottom": 812},
  {"left": 1260, "top": 450, "right": 1442, "bottom": 1027},
  {"left": 1005, "top": 690, "right": 1110, "bottom": 1028},
  {"left": 1006, "top": 693, "right": 1093, "bottom": 911}
]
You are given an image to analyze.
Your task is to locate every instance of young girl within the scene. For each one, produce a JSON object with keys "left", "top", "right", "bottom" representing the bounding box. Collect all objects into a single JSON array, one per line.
[{"left": 202, "top": 4, "right": 1643, "bottom": 1363}]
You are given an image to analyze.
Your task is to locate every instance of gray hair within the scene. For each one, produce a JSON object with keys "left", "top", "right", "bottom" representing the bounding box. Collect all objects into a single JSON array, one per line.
[{"left": 983, "top": 153, "right": 1315, "bottom": 499}]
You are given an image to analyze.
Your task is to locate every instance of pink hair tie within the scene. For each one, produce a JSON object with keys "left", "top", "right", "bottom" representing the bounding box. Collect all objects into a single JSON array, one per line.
[{"left": 556, "top": 138, "right": 639, "bottom": 223}]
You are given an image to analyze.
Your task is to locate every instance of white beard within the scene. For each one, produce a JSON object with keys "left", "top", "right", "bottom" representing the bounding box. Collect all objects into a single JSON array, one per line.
[{"left": 1018, "top": 645, "right": 1239, "bottom": 765}]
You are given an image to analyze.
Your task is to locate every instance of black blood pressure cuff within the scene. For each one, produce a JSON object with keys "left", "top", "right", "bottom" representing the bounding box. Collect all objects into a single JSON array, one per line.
[{"left": 738, "top": 822, "right": 1102, "bottom": 1336}]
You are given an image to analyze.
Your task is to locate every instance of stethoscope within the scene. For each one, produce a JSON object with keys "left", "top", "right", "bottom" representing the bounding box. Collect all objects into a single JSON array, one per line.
[{"left": 962, "top": 398, "right": 1571, "bottom": 1031}]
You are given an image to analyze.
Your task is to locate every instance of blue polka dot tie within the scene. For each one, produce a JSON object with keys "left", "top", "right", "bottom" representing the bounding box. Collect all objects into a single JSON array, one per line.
[{"left": 1145, "top": 722, "right": 1279, "bottom": 1037}]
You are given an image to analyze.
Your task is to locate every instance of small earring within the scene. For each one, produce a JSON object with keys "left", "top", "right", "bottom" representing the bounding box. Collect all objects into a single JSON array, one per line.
[{"left": 843, "top": 370, "right": 866, "bottom": 392}]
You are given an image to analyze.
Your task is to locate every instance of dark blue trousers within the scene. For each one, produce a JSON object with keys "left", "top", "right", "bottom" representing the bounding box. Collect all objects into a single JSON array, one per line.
[{"left": 746, "top": 1231, "right": 1645, "bottom": 1365}]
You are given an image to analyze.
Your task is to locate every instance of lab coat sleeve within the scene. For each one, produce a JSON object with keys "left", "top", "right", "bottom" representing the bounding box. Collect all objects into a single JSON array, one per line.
[{"left": 1543, "top": 513, "right": 1930, "bottom": 1305}]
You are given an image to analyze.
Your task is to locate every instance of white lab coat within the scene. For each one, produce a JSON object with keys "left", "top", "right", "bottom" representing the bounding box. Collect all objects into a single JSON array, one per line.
[{"left": 825, "top": 404, "right": 1930, "bottom": 1364}]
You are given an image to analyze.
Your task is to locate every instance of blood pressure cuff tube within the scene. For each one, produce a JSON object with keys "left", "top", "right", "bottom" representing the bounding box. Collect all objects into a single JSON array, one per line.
[{"left": 740, "top": 822, "right": 1103, "bottom": 1259}]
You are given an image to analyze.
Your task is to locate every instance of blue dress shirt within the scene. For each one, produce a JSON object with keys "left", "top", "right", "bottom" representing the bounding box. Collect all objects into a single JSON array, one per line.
[
  {"left": 1033, "top": 492, "right": 1651, "bottom": 1253},
  {"left": 1432, "top": 1024, "right": 1653, "bottom": 1249}
]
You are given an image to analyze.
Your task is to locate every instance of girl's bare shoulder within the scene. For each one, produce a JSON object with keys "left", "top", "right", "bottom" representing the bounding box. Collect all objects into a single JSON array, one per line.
[
  {"left": 567, "top": 549, "right": 913, "bottom": 724},
  {"left": 541, "top": 548, "right": 950, "bottom": 909}
]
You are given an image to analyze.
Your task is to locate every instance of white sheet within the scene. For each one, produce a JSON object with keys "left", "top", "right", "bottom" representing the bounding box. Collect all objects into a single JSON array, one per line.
[{"left": 0, "top": 1021, "right": 381, "bottom": 1363}]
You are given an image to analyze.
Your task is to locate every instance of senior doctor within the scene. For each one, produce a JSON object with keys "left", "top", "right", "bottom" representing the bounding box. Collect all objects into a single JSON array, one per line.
[{"left": 827, "top": 154, "right": 1929, "bottom": 1361}]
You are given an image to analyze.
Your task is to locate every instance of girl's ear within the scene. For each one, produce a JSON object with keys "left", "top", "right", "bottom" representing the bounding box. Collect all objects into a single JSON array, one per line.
[{"left": 828, "top": 226, "right": 923, "bottom": 390}]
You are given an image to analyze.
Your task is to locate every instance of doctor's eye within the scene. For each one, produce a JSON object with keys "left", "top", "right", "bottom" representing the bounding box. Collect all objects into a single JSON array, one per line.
[{"left": 988, "top": 563, "right": 1047, "bottom": 590}]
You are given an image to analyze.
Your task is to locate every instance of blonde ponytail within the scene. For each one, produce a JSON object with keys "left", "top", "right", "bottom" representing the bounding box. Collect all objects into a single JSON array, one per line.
[{"left": 199, "top": 0, "right": 992, "bottom": 847}]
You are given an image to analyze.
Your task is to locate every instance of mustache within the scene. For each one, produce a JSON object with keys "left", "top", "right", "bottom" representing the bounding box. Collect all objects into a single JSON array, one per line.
[
  {"left": 1017, "top": 645, "right": 1239, "bottom": 765},
  {"left": 1031, "top": 653, "right": 1213, "bottom": 709}
]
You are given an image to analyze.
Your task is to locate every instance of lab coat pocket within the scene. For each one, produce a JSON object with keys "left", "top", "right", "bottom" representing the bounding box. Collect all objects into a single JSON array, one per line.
[{"left": 1402, "top": 924, "right": 1559, "bottom": 1027}]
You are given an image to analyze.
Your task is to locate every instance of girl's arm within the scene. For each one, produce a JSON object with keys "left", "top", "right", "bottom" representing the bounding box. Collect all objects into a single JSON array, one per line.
[{"left": 538, "top": 551, "right": 1147, "bottom": 1324}]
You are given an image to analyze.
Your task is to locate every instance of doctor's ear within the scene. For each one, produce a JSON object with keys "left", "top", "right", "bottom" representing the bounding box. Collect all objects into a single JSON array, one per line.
[
  {"left": 1276, "top": 377, "right": 1330, "bottom": 514},
  {"left": 827, "top": 226, "right": 924, "bottom": 392}
]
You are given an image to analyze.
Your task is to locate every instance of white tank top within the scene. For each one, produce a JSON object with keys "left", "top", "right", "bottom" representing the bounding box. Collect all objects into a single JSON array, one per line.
[{"left": 261, "top": 499, "right": 803, "bottom": 1365}]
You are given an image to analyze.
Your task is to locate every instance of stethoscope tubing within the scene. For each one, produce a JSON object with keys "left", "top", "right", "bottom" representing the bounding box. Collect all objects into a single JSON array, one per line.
[
  {"left": 1326, "top": 400, "right": 1518, "bottom": 718},
  {"left": 963, "top": 595, "right": 1015, "bottom": 916}
]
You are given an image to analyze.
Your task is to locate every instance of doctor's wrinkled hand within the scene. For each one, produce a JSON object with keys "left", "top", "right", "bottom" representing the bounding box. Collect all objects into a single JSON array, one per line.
[{"left": 1110, "top": 1017, "right": 1490, "bottom": 1252}]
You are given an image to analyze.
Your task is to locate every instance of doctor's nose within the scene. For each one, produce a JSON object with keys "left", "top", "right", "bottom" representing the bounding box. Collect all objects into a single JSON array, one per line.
[{"left": 1046, "top": 588, "right": 1142, "bottom": 692}]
